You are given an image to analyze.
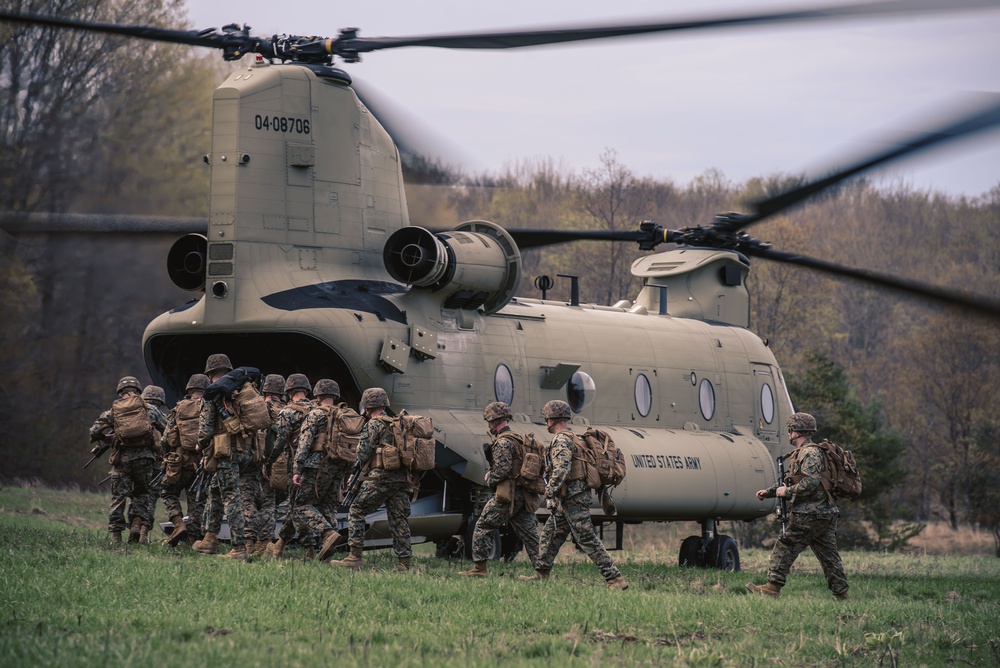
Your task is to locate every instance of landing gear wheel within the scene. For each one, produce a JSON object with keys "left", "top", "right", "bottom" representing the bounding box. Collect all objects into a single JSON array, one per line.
[
  {"left": 706, "top": 534, "right": 740, "bottom": 571},
  {"left": 679, "top": 535, "right": 702, "bottom": 567}
]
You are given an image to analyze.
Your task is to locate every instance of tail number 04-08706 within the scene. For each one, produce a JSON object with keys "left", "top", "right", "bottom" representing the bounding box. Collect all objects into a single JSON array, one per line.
[{"left": 254, "top": 115, "right": 310, "bottom": 134}]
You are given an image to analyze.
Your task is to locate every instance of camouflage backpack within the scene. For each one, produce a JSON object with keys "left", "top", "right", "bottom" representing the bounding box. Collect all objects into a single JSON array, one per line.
[
  {"left": 376, "top": 412, "right": 436, "bottom": 472},
  {"left": 112, "top": 393, "right": 153, "bottom": 446},
  {"left": 506, "top": 431, "right": 546, "bottom": 495},
  {"left": 815, "top": 439, "right": 863, "bottom": 501},
  {"left": 568, "top": 427, "right": 626, "bottom": 490},
  {"left": 311, "top": 403, "right": 366, "bottom": 464}
]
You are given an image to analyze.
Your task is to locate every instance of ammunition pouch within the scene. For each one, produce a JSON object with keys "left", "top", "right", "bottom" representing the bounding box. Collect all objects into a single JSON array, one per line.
[
  {"left": 495, "top": 479, "right": 515, "bottom": 505},
  {"left": 270, "top": 452, "right": 289, "bottom": 492},
  {"left": 163, "top": 452, "right": 183, "bottom": 486},
  {"left": 213, "top": 433, "right": 232, "bottom": 460}
]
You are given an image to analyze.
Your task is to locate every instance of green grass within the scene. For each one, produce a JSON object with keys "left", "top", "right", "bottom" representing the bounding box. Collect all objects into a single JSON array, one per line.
[{"left": 1, "top": 486, "right": 998, "bottom": 667}]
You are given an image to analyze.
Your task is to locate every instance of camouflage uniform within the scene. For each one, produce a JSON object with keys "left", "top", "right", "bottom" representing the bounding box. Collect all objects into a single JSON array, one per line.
[
  {"left": 535, "top": 428, "right": 622, "bottom": 581},
  {"left": 346, "top": 418, "right": 413, "bottom": 559},
  {"left": 141, "top": 386, "right": 169, "bottom": 536},
  {"left": 256, "top": 394, "right": 286, "bottom": 545},
  {"left": 89, "top": 378, "right": 167, "bottom": 537},
  {"left": 198, "top": 392, "right": 254, "bottom": 547},
  {"left": 761, "top": 438, "right": 848, "bottom": 597},
  {"left": 292, "top": 405, "right": 351, "bottom": 546},
  {"left": 268, "top": 396, "right": 315, "bottom": 543},
  {"left": 471, "top": 425, "right": 540, "bottom": 564},
  {"left": 159, "top": 388, "right": 208, "bottom": 542}
]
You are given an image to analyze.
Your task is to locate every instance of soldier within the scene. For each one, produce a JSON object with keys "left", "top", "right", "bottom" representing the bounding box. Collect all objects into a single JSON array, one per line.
[
  {"left": 334, "top": 387, "right": 413, "bottom": 572},
  {"left": 747, "top": 412, "right": 850, "bottom": 600},
  {"left": 250, "top": 373, "right": 285, "bottom": 558},
  {"left": 291, "top": 379, "right": 348, "bottom": 561},
  {"left": 194, "top": 353, "right": 255, "bottom": 561},
  {"left": 263, "top": 373, "right": 314, "bottom": 558},
  {"left": 520, "top": 400, "right": 628, "bottom": 590},
  {"left": 159, "top": 374, "right": 210, "bottom": 547},
  {"left": 459, "top": 401, "right": 541, "bottom": 577},
  {"left": 141, "top": 385, "right": 168, "bottom": 542},
  {"left": 89, "top": 376, "right": 167, "bottom": 545}
]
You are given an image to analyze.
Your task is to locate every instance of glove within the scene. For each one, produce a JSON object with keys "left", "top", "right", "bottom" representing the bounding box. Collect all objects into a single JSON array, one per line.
[{"left": 546, "top": 498, "right": 557, "bottom": 510}]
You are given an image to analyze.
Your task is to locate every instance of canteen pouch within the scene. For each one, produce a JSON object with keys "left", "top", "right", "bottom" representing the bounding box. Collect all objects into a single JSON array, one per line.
[
  {"left": 213, "top": 432, "right": 232, "bottom": 460},
  {"left": 412, "top": 438, "right": 436, "bottom": 471},
  {"left": 380, "top": 445, "right": 401, "bottom": 471},
  {"left": 270, "top": 452, "right": 289, "bottom": 492},
  {"left": 163, "top": 452, "right": 183, "bottom": 486},
  {"left": 495, "top": 479, "right": 515, "bottom": 504}
]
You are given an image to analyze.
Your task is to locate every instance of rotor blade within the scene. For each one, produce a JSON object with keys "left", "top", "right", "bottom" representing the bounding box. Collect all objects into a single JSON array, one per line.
[
  {"left": 337, "top": 0, "right": 999, "bottom": 54},
  {"left": 506, "top": 228, "right": 647, "bottom": 249},
  {"left": 748, "top": 246, "right": 1000, "bottom": 318},
  {"left": 0, "top": 10, "right": 223, "bottom": 48},
  {"left": 0, "top": 213, "right": 207, "bottom": 235},
  {"left": 734, "top": 93, "right": 1000, "bottom": 229}
]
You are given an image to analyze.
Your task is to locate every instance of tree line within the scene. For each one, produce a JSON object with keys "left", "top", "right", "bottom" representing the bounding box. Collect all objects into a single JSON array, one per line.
[{"left": 2, "top": 0, "right": 998, "bottom": 554}]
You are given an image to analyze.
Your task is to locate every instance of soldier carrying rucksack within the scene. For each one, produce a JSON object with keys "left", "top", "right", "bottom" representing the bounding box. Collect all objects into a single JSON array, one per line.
[
  {"left": 459, "top": 402, "right": 542, "bottom": 578},
  {"left": 747, "top": 412, "right": 852, "bottom": 601},
  {"left": 159, "top": 373, "right": 210, "bottom": 547},
  {"left": 88, "top": 375, "right": 167, "bottom": 545}
]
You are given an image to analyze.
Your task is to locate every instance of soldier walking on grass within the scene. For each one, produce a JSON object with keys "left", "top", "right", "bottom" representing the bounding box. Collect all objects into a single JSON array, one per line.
[
  {"left": 141, "top": 385, "right": 168, "bottom": 542},
  {"left": 292, "top": 379, "right": 348, "bottom": 561},
  {"left": 262, "top": 373, "right": 314, "bottom": 558},
  {"left": 159, "top": 374, "right": 210, "bottom": 547},
  {"left": 747, "top": 412, "right": 849, "bottom": 600},
  {"left": 251, "top": 373, "right": 285, "bottom": 558},
  {"left": 520, "top": 400, "right": 628, "bottom": 590},
  {"left": 459, "top": 401, "right": 541, "bottom": 577},
  {"left": 89, "top": 376, "right": 166, "bottom": 545},
  {"left": 334, "top": 387, "right": 413, "bottom": 572}
]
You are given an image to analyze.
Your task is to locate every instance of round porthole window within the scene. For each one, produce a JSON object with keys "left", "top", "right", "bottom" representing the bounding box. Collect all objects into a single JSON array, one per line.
[
  {"left": 567, "top": 370, "right": 596, "bottom": 413},
  {"left": 760, "top": 383, "right": 775, "bottom": 424},
  {"left": 494, "top": 364, "right": 514, "bottom": 405},
  {"left": 635, "top": 374, "right": 652, "bottom": 417},
  {"left": 699, "top": 378, "right": 716, "bottom": 421}
]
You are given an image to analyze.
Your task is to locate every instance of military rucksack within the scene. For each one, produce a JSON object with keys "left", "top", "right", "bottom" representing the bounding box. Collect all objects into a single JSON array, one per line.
[
  {"left": 376, "top": 412, "right": 436, "bottom": 472},
  {"left": 310, "top": 403, "right": 366, "bottom": 464},
  {"left": 568, "top": 427, "right": 626, "bottom": 490},
  {"left": 815, "top": 439, "right": 863, "bottom": 501},
  {"left": 171, "top": 397, "right": 203, "bottom": 451},
  {"left": 506, "top": 431, "right": 546, "bottom": 495},
  {"left": 222, "top": 382, "right": 271, "bottom": 434},
  {"left": 112, "top": 393, "right": 153, "bottom": 446}
]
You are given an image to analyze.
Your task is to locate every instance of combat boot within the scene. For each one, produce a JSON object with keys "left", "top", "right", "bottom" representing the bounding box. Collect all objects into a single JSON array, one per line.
[
  {"left": 166, "top": 517, "right": 188, "bottom": 547},
  {"left": 606, "top": 575, "right": 629, "bottom": 590},
  {"left": 459, "top": 561, "right": 488, "bottom": 577},
  {"left": 192, "top": 531, "right": 220, "bottom": 554},
  {"left": 110, "top": 531, "right": 123, "bottom": 545},
  {"left": 251, "top": 540, "right": 271, "bottom": 559},
  {"left": 392, "top": 557, "right": 411, "bottom": 572},
  {"left": 266, "top": 538, "right": 286, "bottom": 559},
  {"left": 128, "top": 517, "right": 142, "bottom": 544},
  {"left": 317, "top": 529, "right": 342, "bottom": 561},
  {"left": 518, "top": 570, "right": 551, "bottom": 582},
  {"left": 138, "top": 525, "right": 150, "bottom": 544},
  {"left": 333, "top": 546, "right": 364, "bottom": 569},
  {"left": 220, "top": 543, "right": 249, "bottom": 562},
  {"left": 745, "top": 582, "right": 782, "bottom": 598}
]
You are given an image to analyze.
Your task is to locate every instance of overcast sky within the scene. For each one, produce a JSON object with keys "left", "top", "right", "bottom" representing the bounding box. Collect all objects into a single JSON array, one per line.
[{"left": 182, "top": 0, "right": 1000, "bottom": 198}]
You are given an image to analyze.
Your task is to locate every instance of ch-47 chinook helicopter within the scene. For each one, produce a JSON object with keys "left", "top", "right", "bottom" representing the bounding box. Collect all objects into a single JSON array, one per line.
[{"left": 4, "top": 1, "right": 1000, "bottom": 570}]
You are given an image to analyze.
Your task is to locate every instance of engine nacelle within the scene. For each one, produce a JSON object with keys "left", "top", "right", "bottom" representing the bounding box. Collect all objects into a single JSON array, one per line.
[
  {"left": 167, "top": 233, "right": 208, "bottom": 292},
  {"left": 383, "top": 220, "right": 521, "bottom": 314}
]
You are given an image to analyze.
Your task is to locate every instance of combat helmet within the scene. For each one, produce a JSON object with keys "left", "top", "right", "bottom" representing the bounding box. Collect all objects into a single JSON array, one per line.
[
  {"left": 285, "top": 373, "right": 312, "bottom": 396},
  {"left": 483, "top": 401, "right": 512, "bottom": 422},
  {"left": 360, "top": 387, "right": 390, "bottom": 411},
  {"left": 141, "top": 385, "right": 166, "bottom": 405},
  {"left": 313, "top": 379, "right": 341, "bottom": 399},
  {"left": 261, "top": 374, "right": 285, "bottom": 395},
  {"left": 186, "top": 374, "right": 210, "bottom": 392},
  {"left": 116, "top": 376, "right": 142, "bottom": 395},
  {"left": 786, "top": 412, "right": 817, "bottom": 434},
  {"left": 204, "top": 353, "right": 233, "bottom": 376},
  {"left": 541, "top": 400, "right": 572, "bottom": 420}
]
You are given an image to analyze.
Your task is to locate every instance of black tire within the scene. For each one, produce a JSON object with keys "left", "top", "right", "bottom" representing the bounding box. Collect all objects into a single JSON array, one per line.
[
  {"left": 706, "top": 534, "right": 741, "bottom": 572},
  {"left": 679, "top": 535, "right": 702, "bottom": 567}
]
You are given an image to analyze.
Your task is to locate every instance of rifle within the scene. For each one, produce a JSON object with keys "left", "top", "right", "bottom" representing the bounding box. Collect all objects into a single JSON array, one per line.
[
  {"left": 98, "top": 474, "right": 112, "bottom": 486},
  {"left": 776, "top": 455, "right": 789, "bottom": 538},
  {"left": 340, "top": 465, "right": 364, "bottom": 511},
  {"left": 83, "top": 429, "right": 114, "bottom": 469},
  {"left": 150, "top": 469, "right": 165, "bottom": 488},
  {"left": 189, "top": 462, "right": 212, "bottom": 502}
]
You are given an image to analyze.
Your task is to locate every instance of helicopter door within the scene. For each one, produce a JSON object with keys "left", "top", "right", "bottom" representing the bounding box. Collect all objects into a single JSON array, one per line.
[{"left": 752, "top": 364, "right": 781, "bottom": 445}]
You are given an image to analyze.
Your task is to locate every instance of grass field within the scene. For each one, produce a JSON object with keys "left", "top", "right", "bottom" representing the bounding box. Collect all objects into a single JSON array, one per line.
[{"left": 1, "top": 484, "right": 998, "bottom": 667}]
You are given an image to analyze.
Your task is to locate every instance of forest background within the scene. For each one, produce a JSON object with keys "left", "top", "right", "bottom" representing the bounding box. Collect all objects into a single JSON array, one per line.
[{"left": 2, "top": 0, "right": 998, "bottom": 556}]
